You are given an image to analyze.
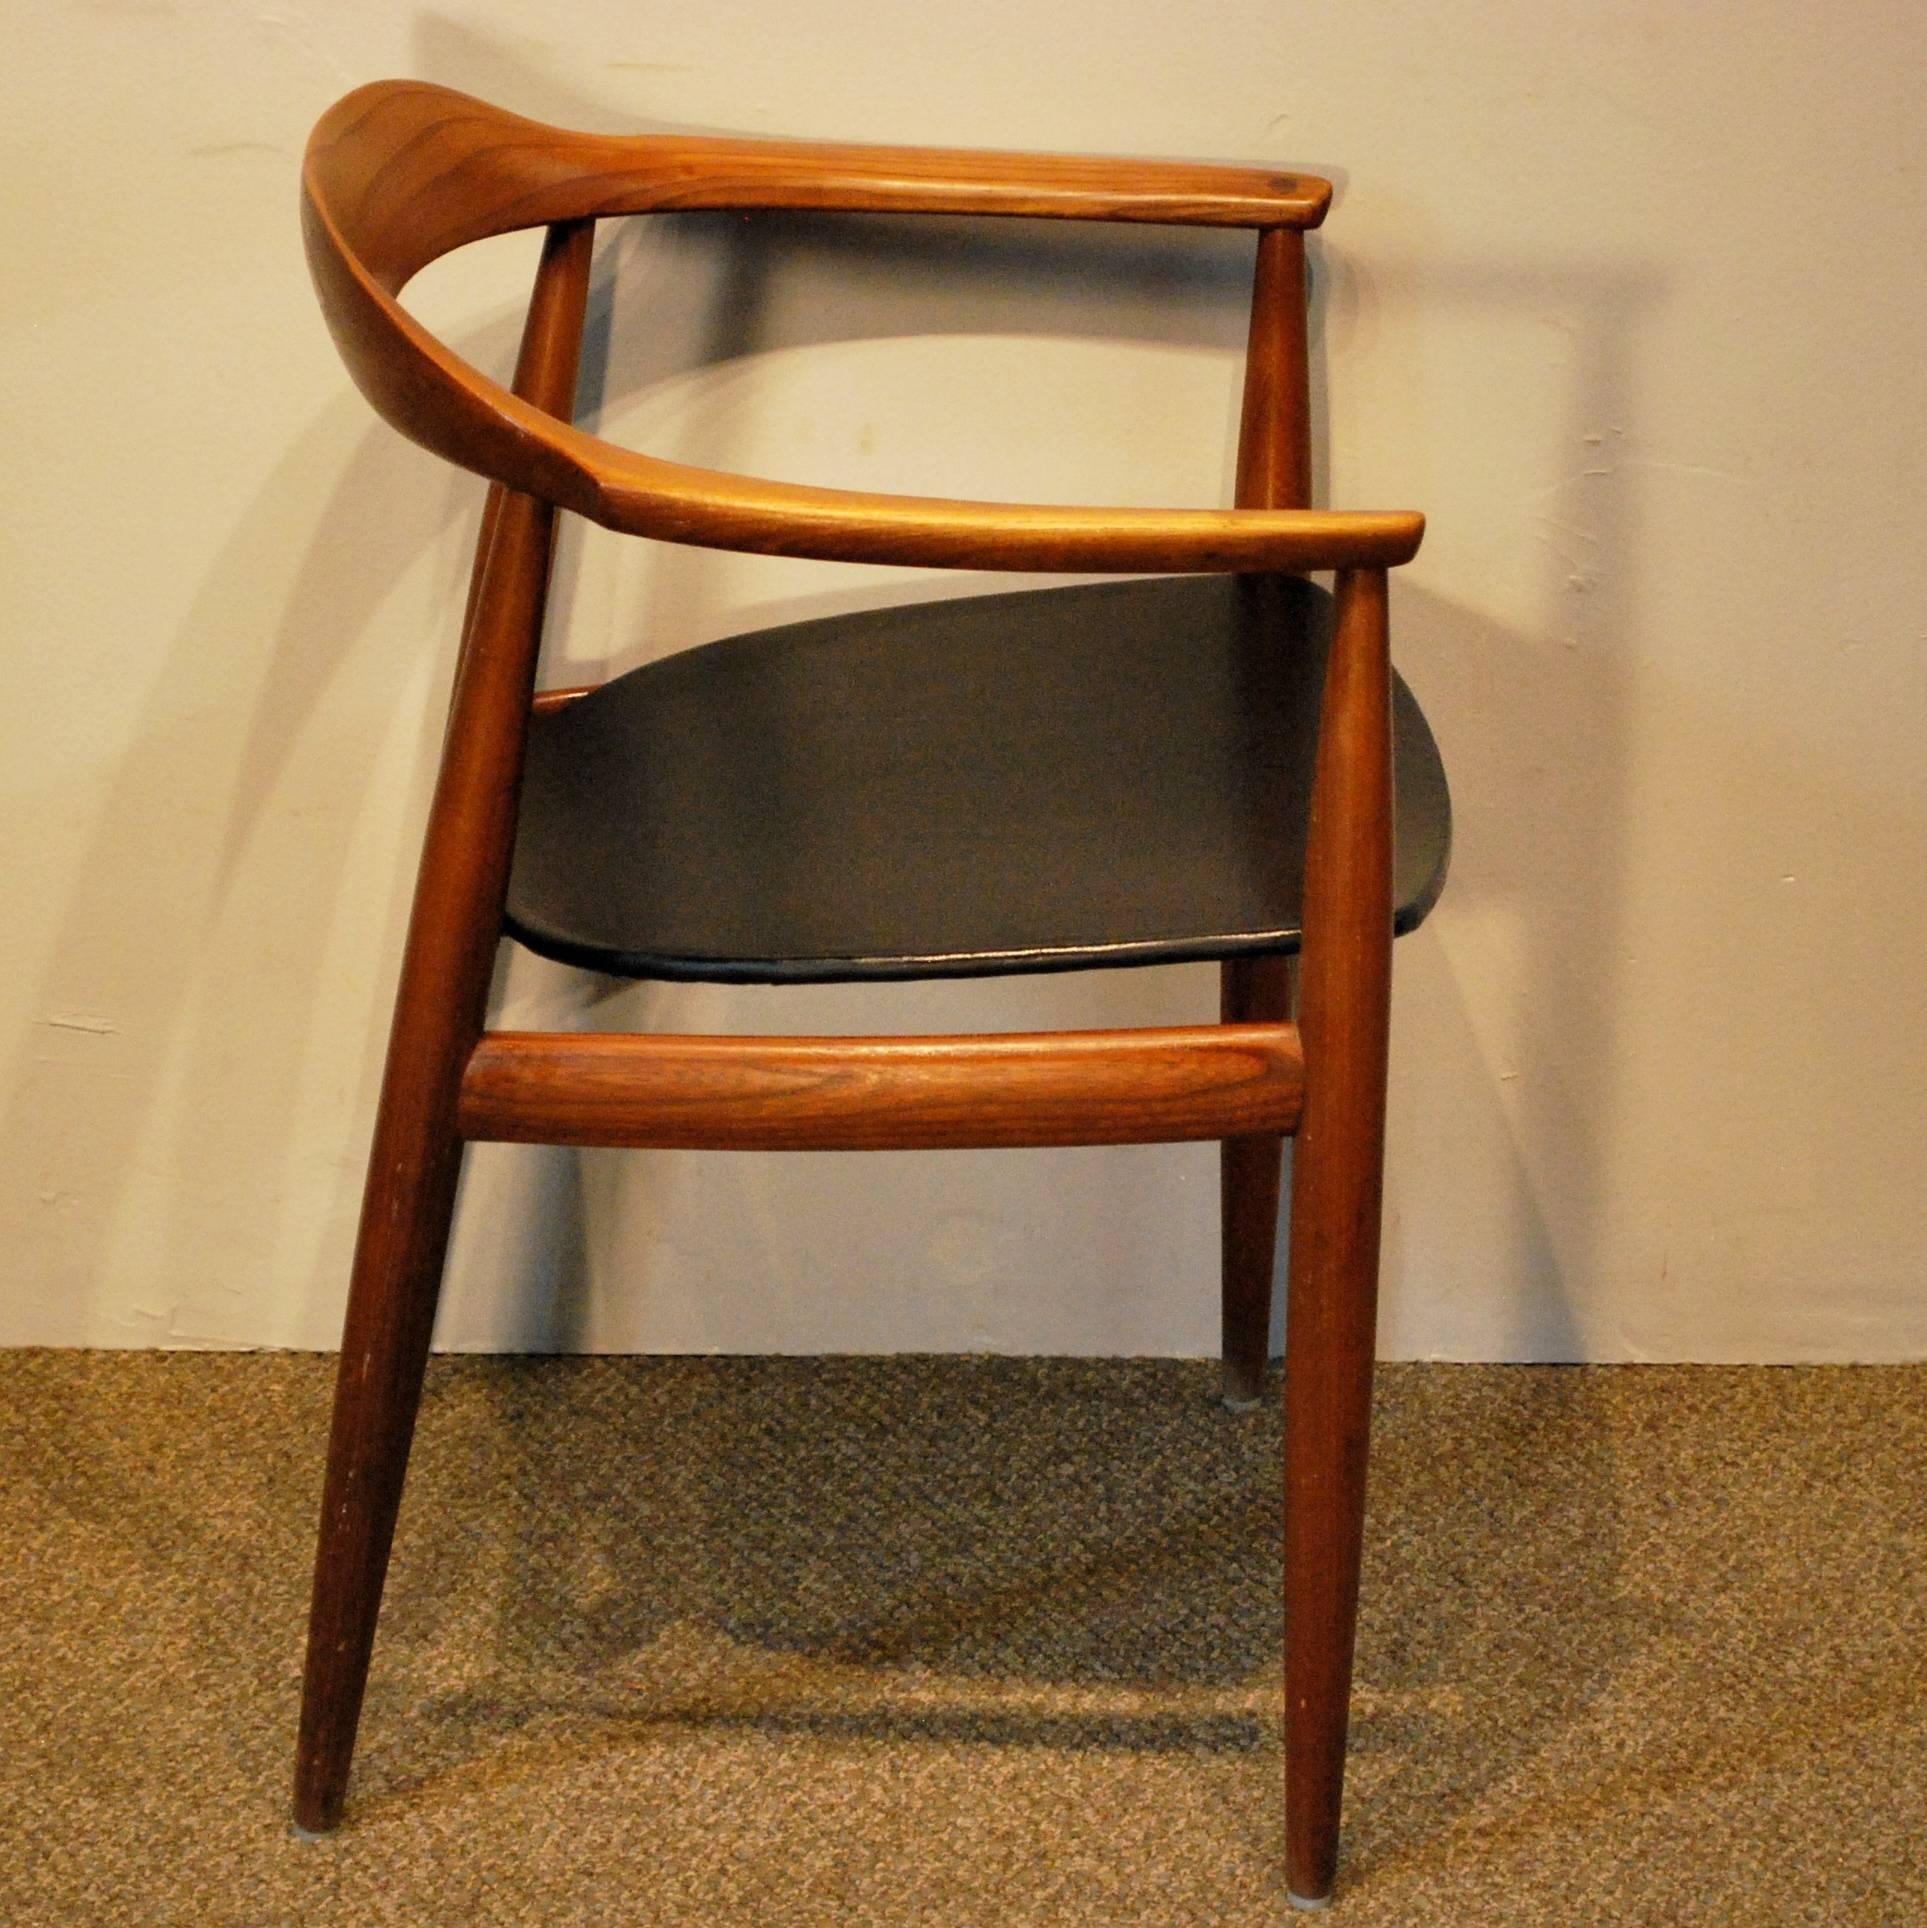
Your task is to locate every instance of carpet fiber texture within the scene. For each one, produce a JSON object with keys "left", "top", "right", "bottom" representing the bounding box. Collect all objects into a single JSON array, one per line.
[{"left": 2, "top": 1353, "right": 1922, "bottom": 1924}]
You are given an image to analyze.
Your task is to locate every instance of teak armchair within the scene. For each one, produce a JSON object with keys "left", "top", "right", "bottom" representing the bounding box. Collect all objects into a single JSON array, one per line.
[{"left": 294, "top": 81, "right": 1450, "bottom": 1909}]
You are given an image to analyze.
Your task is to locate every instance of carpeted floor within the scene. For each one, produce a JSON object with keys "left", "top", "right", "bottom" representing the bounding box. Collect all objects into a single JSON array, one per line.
[{"left": 1, "top": 1353, "right": 1921, "bottom": 1925}]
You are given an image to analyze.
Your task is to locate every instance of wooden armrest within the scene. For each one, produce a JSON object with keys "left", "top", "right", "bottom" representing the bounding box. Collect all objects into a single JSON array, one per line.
[
  {"left": 311, "top": 83, "right": 1328, "bottom": 294},
  {"left": 574, "top": 461, "right": 1423, "bottom": 571},
  {"left": 305, "top": 83, "right": 1399, "bottom": 572}
]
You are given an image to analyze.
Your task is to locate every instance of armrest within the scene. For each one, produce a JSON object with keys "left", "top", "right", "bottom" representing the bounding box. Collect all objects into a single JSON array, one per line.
[
  {"left": 305, "top": 84, "right": 1400, "bottom": 573},
  {"left": 577, "top": 458, "right": 1424, "bottom": 572},
  {"left": 310, "top": 83, "right": 1328, "bottom": 293}
]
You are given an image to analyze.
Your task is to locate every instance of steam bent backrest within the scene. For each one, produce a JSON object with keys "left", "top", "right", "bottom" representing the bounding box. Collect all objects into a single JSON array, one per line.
[{"left": 301, "top": 80, "right": 1424, "bottom": 574}]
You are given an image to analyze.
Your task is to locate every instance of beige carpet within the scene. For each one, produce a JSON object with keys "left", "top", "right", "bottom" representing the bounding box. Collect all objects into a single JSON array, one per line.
[{"left": 2, "top": 1353, "right": 1922, "bottom": 1924}]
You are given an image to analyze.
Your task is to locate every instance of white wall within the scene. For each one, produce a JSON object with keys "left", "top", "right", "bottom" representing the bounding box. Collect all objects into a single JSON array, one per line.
[{"left": 3, "top": 3, "right": 1921, "bottom": 1359}]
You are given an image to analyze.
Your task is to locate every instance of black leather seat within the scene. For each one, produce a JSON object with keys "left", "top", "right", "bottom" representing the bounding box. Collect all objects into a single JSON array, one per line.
[{"left": 507, "top": 572, "right": 1450, "bottom": 983}]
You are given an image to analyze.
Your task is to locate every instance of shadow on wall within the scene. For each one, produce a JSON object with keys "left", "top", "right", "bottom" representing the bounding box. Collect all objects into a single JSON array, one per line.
[
  {"left": 1372, "top": 238, "right": 1666, "bottom": 1364},
  {"left": 5, "top": 18, "right": 1684, "bottom": 1375},
  {"left": 0, "top": 35, "right": 1248, "bottom": 1355},
  {"left": 0, "top": 380, "right": 495, "bottom": 1348},
  {"left": 436, "top": 184, "right": 1677, "bottom": 1365}
]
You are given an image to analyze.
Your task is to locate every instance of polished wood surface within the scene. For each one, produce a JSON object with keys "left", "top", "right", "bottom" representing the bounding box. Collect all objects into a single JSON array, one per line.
[
  {"left": 315, "top": 82, "right": 1329, "bottom": 273},
  {"left": 293, "top": 219, "right": 593, "bottom": 1837},
  {"left": 458, "top": 1025, "right": 1304, "bottom": 1152},
  {"left": 1281, "top": 566, "right": 1396, "bottom": 1906},
  {"left": 1219, "top": 959, "right": 1293, "bottom": 1407},
  {"left": 1234, "top": 227, "right": 1313, "bottom": 513},
  {"left": 530, "top": 683, "right": 596, "bottom": 715},
  {"left": 301, "top": 82, "right": 1423, "bottom": 574},
  {"left": 1219, "top": 224, "right": 1312, "bottom": 1406}
]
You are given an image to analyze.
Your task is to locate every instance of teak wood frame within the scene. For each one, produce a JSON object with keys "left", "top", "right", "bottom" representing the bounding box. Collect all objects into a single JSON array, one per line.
[{"left": 295, "top": 83, "right": 1416, "bottom": 1909}]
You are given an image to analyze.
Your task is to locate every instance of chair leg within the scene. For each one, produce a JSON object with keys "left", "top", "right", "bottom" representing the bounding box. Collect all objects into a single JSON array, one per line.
[
  {"left": 292, "top": 1079, "right": 469, "bottom": 1834},
  {"left": 1280, "top": 1102, "right": 1385, "bottom": 1906},
  {"left": 1281, "top": 565, "right": 1394, "bottom": 1907},
  {"left": 289, "top": 217, "right": 593, "bottom": 1836},
  {"left": 1220, "top": 955, "right": 1294, "bottom": 1408}
]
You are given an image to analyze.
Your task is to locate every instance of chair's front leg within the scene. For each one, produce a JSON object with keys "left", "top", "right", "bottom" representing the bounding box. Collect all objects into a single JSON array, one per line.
[
  {"left": 1281, "top": 568, "right": 1394, "bottom": 1908},
  {"left": 1280, "top": 1074, "right": 1387, "bottom": 1907}
]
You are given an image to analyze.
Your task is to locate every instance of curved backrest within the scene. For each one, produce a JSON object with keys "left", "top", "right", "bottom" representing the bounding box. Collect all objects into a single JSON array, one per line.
[{"left": 303, "top": 82, "right": 1423, "bottom": 573}]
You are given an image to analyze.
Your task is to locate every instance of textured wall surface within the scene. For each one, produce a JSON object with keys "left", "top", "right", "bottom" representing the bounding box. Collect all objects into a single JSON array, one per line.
[{"left": 3, "top": 3, "right": 1921, "bottom": 1357}]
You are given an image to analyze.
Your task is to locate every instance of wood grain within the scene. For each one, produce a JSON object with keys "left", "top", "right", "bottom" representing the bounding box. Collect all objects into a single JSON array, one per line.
[
  {"left": 1234, "top": 227, "right": 1312, "bottom": 513},
  {"left": 292, "top": 220, "right": 594, "bottom": 1838},
  {"left": 1281, "top": 565, "right": 1395, "bottom": 1906},
  {"left": 530, "top": 684, "right": 596, "bottom": 715},
  {"left": 457, "top": 1025, "right": 1304, "bottom": 1152},
  {"left": 1218, "top": 960, "right": 1293, "bottom": 1406},
  {"left": 316, "top": 81, "right": 1329, "bottom": 293},
  {"left": 1219, "top": 224, "right": 1311, "bottom": 1406},
  {"left": 301, "top": 81, "right": 1424, "bottom": 574}
]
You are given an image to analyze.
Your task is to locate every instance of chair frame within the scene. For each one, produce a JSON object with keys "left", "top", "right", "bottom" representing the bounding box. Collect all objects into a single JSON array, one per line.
[{"left": 295, "top": 82, "right": 1422, "bottom": 1908}]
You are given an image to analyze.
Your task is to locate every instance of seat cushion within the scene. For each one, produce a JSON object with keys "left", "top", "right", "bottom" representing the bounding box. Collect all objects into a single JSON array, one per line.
[{"left": 505, "top": 574, "right": 1449, "bottom": 983}]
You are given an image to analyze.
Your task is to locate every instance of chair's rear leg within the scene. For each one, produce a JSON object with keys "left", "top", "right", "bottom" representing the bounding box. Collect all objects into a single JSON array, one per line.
[
  {"left": 1223, "top": 222, "right": 1310, "bottom": 1413},
  {"left": 290, "top": 488, "right": 545, "bottom": 1829},
  {"left": 293, "top": 1064, "right": 469, "bottom": 1834},
  {"left": 1220, "top": 955, "right": 1294, "bottom": 1408},
  {"left": 1281, "top": 567, "right": 1393, "bottom": 1908},
  {"left": 289, "top": 217, "right": 594, "bottom": 1837}
]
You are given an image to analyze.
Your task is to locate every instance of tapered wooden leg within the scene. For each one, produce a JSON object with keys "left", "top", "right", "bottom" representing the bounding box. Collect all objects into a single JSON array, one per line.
[
  {"left": 1280, "top": 1114, "right": 1386, "bottom": 1905},
  {"left": 291, "top": 218, "right": 596, "bottom": 1835},
  {"left": 1225, "top": 224, "right": 1310, "bottom": 1414},
  {"left": 293, "top": 1092, "right": 468, "bottom": 1833},
  {"left": 1282, "top": 568, "right": 1394, "bottom": 1907},
  {"left": 1220, "top": 955, "right": 1294, "bottom": 1407},
  {"left": 291, "top": 465, "right": 557, "bottom": 1829},
  {"left": 289, "top": 492, "right": 556, "bottom": 1828}
]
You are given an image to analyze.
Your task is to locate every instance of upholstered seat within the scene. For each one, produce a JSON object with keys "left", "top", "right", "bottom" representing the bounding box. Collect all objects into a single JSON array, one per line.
[{"left": 509, "top": 574, "right": 1449, "bottom": 983}]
